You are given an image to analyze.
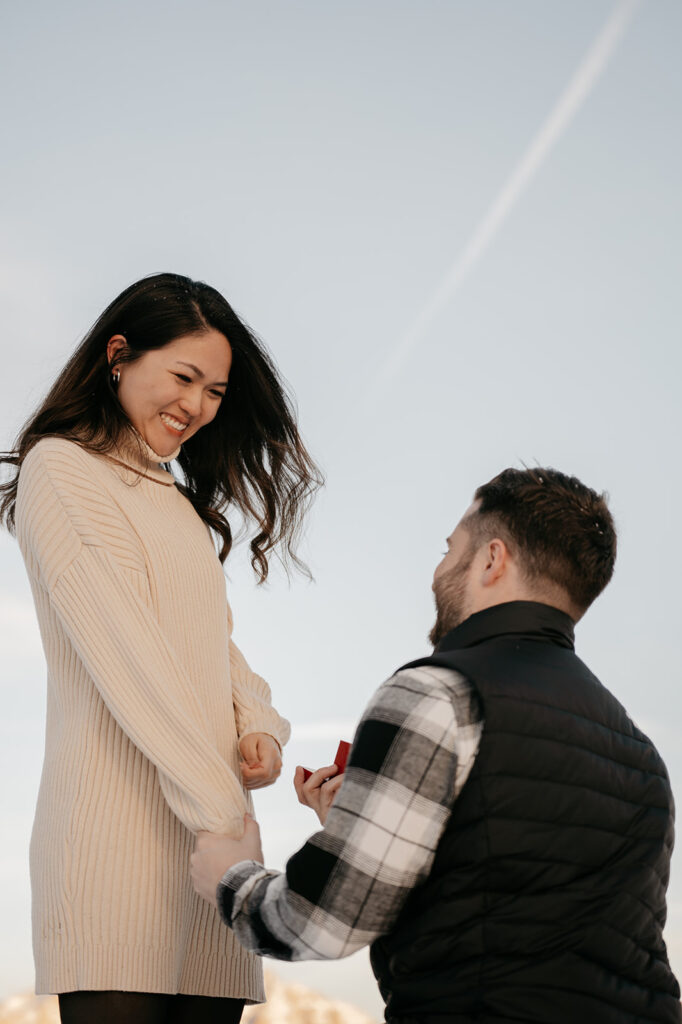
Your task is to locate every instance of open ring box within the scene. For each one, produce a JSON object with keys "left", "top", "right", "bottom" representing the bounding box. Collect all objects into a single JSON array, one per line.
[{"left": 302, "top": 740, "right": 351, "bottom": 783}]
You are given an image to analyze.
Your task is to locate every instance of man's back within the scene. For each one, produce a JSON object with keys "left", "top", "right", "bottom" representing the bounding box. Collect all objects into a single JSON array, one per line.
[{"left": 371, "top": 601, "right": 680, "bottom": 1023}]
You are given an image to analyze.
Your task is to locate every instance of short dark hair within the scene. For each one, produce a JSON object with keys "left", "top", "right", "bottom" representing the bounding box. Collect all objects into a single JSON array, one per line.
[{"left": 468, "top": 467, "right": 616, "bottom": 613}]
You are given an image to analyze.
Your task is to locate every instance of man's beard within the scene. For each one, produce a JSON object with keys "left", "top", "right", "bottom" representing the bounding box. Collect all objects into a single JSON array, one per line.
[{"left": 428, "top": 551, "right": 475, "bottom": 647}]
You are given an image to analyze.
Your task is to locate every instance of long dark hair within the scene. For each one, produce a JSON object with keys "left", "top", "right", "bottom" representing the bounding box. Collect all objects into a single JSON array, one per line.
[{"left": 0, "top": 272, "right": 323, "bottom": 581}]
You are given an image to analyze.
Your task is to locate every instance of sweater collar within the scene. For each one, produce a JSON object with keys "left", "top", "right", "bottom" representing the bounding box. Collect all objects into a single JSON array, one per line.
[
  {"left": 109, "top": 428, "right": 181, "bottom": 486},
  {"left": 435, "top": 601, "right": 575, "bottom": 654}
]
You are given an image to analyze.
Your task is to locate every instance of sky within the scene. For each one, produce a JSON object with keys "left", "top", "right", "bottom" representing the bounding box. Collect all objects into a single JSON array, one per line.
[{"left": 1, "top": 0, "right": 681, "bottom": 1015}]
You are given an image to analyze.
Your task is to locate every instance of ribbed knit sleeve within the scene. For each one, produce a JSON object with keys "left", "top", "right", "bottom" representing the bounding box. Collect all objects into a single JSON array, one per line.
[
  {"left": 227, "top": 602, "right": 291, "bottom": 749},
  {"left": 17, "top": 441, "right": 248, "bottom": 836}
]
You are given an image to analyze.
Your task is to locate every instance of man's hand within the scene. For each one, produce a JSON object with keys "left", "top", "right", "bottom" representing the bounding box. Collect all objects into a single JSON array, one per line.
[
  {"left": 190, "top": 815, "right": 264, "bottom": 909},
  {"left": 239, "top": 733, "right": 282, "bottom": 790},
  {"left": 294, "top": 763, "right": 344, "bottom": 825}
]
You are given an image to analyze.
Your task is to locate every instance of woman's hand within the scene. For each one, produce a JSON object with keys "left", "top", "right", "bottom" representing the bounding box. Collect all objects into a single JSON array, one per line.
[
  {"left": 191, "top": 815, "right": 264, "bottom": 909},
  {"left": 239, "top": 732, "right": 282, "bottom": 790},
  {"left": 293, "top": 763, "right": 344, "bottom": 825}
]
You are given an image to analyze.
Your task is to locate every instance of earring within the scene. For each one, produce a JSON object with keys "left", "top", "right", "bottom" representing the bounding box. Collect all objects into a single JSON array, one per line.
[{"left": 112, "top": 368, "right": 121, "bottom": 385}]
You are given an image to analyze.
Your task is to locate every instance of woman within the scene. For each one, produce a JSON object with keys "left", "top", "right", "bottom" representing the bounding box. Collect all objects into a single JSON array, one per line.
[{"left": 0, "top": 273, "right": 322, "bottom": 1024}]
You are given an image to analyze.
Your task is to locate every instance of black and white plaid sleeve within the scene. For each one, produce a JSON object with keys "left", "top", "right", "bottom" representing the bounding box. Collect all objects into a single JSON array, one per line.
[{"left": 217, "top": 665, "right": 483, "bottom": 960}]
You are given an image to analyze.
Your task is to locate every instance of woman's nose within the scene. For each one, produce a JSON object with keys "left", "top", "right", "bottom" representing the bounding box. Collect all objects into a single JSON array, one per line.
[{"left": 179, "top": 387, "right": 204, "bottom": 418}]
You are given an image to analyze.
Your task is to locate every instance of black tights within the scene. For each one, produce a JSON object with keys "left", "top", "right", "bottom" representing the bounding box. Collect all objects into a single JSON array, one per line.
[{"left": 58, "top": 990, "right": 245, "bottom": 1024}]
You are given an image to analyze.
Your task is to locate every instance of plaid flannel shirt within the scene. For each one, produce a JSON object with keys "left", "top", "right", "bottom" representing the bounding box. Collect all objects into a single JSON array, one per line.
[{"left": 218, "top": 664, "right": 484, "bottom": 960}]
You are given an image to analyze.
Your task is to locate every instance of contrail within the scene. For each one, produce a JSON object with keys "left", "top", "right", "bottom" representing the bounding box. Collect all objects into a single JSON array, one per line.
[{"left": 376, "top": 0, "right": 641, "bottom": 388}]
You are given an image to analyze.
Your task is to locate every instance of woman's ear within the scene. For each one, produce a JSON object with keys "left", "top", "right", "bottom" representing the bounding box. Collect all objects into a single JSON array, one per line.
[{"left": 106, "top": 334, "right": 127, "bottom": 366}]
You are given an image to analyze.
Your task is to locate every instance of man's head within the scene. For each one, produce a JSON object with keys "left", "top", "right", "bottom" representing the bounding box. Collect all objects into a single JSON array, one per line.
[{"left": 429, "top": 467, "right": 617, "bottom": 645}]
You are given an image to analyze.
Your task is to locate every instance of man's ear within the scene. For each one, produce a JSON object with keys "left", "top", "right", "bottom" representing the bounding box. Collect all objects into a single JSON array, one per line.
[
  {"left": 106, "top": 334, "right": 127, "bottom": 366},
  {"left": 480, "top": 538, "right": 509, "bottom": 587}
]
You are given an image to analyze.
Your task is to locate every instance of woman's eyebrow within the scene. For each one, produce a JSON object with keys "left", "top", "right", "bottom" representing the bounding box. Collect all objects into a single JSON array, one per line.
[{"left": 175, "top": 361, "right": 228, "bottom": 386}]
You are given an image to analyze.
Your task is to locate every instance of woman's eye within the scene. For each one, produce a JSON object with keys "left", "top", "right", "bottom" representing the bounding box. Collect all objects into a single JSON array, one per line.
[
  {"left": 174, "top": 373, "right": 192, "bottom": 383},
  {"left": 211, "top": 390, "right": 226, "bottom": 399}
]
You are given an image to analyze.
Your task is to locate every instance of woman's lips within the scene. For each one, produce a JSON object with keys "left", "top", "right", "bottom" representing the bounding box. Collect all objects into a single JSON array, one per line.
[{"left": 160, "top": 413, "right": 188, "bottom": 436}]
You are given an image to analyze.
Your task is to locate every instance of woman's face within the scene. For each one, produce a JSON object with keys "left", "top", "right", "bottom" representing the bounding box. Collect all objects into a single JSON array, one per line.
[{"left": 108, "top": 329, "right": 232, "bottom": 457}]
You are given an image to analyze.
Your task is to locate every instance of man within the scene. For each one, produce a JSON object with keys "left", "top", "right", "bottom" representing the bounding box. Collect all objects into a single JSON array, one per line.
[{"left": 192, "top": 467, "right": 681, "bottom": 1023}]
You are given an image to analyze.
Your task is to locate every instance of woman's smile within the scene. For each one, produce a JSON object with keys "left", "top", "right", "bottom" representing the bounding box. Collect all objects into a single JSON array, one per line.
[{"left": 160, "top": 412, "right": 189, "bottom": 436}]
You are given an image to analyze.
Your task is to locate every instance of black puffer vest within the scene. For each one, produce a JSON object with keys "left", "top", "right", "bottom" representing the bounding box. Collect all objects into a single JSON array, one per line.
[{"left": 371, "top": 602, "right": 680, "bottom": 1023}]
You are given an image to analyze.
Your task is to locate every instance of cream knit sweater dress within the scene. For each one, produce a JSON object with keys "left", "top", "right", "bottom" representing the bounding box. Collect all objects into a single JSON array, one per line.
[{"left": 15, "top": 434, "right": 291, "bottom": 999}]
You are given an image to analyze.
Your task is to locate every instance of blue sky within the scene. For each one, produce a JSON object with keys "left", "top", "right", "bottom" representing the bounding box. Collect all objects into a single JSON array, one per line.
[{"left": 1, "top": 1, "right": 681, "bottom": 1013}]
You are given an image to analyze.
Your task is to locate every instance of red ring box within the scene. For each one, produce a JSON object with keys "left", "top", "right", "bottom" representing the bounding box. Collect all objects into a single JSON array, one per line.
[{"left": 302, "top": 740, "right": 351, "bottom": 783}]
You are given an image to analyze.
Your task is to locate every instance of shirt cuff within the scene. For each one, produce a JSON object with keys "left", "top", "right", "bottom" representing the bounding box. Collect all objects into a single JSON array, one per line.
[{"left": 217, "top": 859, "right": 273, "bottom": 926}]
